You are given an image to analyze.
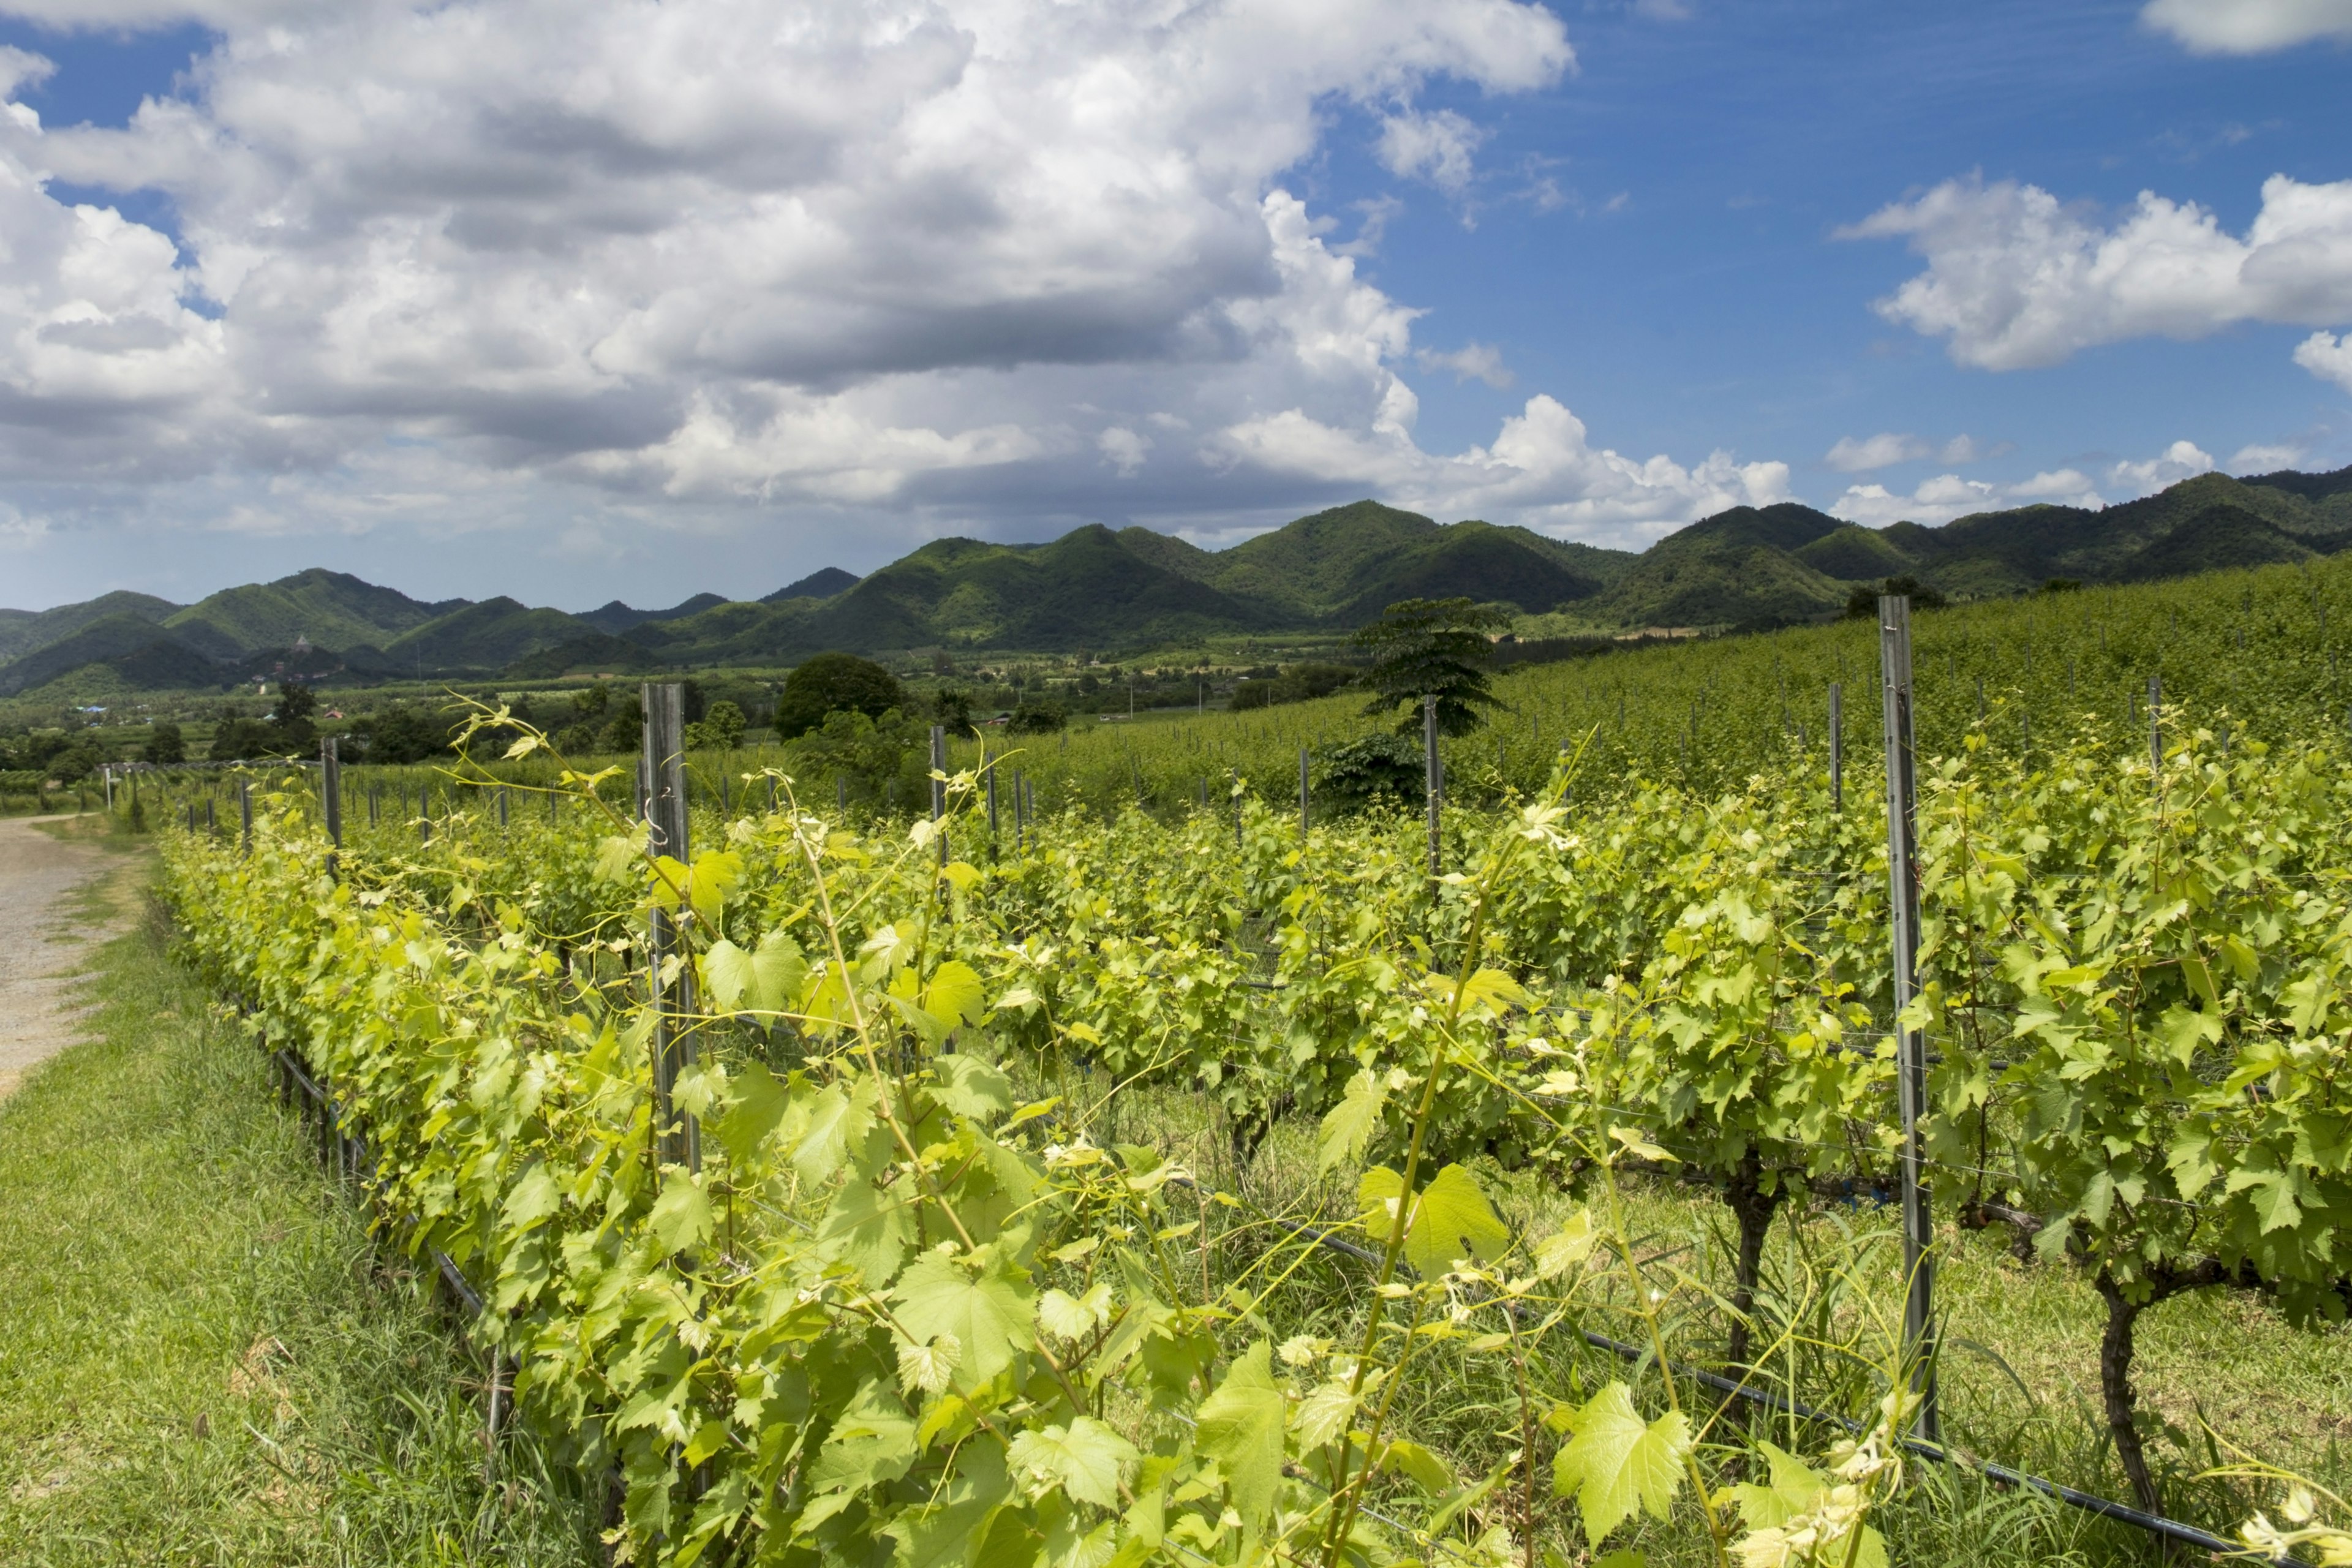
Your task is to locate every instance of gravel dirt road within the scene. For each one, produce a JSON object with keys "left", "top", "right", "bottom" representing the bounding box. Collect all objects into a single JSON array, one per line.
[{"left": 0, "top": 817, "right": 136, "bottom": 1102}]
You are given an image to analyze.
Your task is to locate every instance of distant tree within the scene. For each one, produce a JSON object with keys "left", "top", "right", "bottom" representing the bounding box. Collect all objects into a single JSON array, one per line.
[
  {"left": 783, "top": 707, "right": 928, "bottom": 808},
  {"left": 47, "top": 740, "right": 101, "bottom": 781},
  {"left": 2042, "top": 577, "right": 2083, "bottom": 594},
  {"left": 207, "top": 717, "right": 277, "bottom": 761},
  {"left": 774, "top": 653, "right": 906, "bottom": 739},
  {"left": 930, "top": 688, "right": 974, "bottom": 732},
  {"left": 1844, "top": 575, "right": 1949, "bottom": 618},
  {"left": 1231, "top": 662, "right": 1357, "bottom": 711},
  {"left": 357, "top": 705, "right": 448, "bottom": 764},
  {"left": 141, "top": 722, "right": 186, "bottom": 765},
  {"left": 602, "top": 689, "right": 646, "bottom": 752},
  {"left": 1313, "top": 734, "right": 1424, "bottom": 813},
  {"left": 1006, "top": 701, "right": 1067, "bottom": 735},
  {"left": 271, "top": 680, "right": 318, "bottom": 749},
  {"left": 685, "top": 699, "right": 747, "bottom": 750},
  {"left": 1353, "top": 597, "right": 1511, "bottom": 737}
]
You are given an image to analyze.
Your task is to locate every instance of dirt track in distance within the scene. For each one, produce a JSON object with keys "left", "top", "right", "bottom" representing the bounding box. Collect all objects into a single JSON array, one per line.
[{"left": 0, "top": 818, "right": 137, "bottom": 1102}]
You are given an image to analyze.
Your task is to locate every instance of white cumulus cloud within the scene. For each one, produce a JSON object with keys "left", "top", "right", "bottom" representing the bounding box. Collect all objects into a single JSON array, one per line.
[
  {"left": 1376, "top": 107, "right": 1489, "bottom": 195},
  {"left": 2141, "top": 0, "right": 2352, "bottom": 53},
  {"left": 1828, "top": 439, "right": 2218, "bottom": 527},
  {"left": 1415, "top": 341, "right": 1514, "bottom": 387},
  {"left": 1843, "top": 172, "right": 2352, "bottom": 382},
  {"left": 0, "top": 0, "right": 1620, "bottom": 575},
  {"left": 2296, "top": 329, "right": 2352, "bottom": 390},
  {"left": 2108, "top": 438, "right": 2215, "bottom": 492},
  {"left": 1823, "top": 432, "right": 1986, "bottom": 471},
  {"left": 1825, "top": 432, "right": 1931, "bottom": 471},
  {"left": 2231, "top": 440, "right": 2308, "bottom": 469}
]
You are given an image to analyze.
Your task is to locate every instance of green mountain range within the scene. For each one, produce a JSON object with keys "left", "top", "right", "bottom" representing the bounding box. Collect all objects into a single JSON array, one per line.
[{"left": 6, "top": 465, "right": 2350, "bottom": 699}]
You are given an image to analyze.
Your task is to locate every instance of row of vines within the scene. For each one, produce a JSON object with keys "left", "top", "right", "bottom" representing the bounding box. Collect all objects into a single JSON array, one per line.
[{"left": 156, "top": 706, "right": 2352, "bottom": 1566}]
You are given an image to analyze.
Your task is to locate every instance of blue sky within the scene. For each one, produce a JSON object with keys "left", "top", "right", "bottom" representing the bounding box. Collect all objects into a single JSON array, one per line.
[{"left": 0, "top": 0, "right": 2347, "bottom": 611}]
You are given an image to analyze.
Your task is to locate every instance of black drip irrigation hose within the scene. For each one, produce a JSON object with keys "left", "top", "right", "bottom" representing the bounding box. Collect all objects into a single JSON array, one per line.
[{"left": 1182, "top": 1173, "right": 2288, "bottom": 1566}]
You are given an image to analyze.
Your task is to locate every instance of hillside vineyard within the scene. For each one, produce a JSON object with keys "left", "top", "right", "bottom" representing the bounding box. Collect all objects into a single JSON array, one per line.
[{"left": 146, "top": 571, "right": 2352, "bottom": 1562}]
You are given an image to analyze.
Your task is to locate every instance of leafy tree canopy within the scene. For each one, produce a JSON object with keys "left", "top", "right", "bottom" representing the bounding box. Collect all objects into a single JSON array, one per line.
[
  {"left": 358, "top": 704, "right": 451, "bottom": 765},
  {"left": 684, "top": 699, "right": 746, "bottom": 751},
  {"left": 271, "top": 679, "right": 318, "bottom": 748},
  {"left": 1352, "top": 597, "right": 1510, "bottom": 736},
  {"left": 1006, "top": 701, "right": 1067, "bottom": 734},
  {"left": 775, "top": 652, "right": 906, "bottom": 739},
  {"left": 1312, "top": 732, "right": 1423, "bottom": 813},
  {"left": 141, "top": 721, "right": 186, "bottom": 765},
  {"left": 1842, "top": 575, "right": 1948, "bottom": 619}
]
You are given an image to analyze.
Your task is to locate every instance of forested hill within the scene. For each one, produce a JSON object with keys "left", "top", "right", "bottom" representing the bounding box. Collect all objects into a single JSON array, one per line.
[{"left": 5, "top": 464, "right": 2350, "bottom": 696}]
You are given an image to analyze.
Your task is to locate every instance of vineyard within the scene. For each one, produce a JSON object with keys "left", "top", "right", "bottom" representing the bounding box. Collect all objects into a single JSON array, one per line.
[{"left": 141, "top": 575, "right": 2352, "bottom": 1567}]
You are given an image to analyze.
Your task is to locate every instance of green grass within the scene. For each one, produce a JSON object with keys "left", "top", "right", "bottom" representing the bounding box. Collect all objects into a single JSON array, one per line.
[{"left": 0, "top": 856, "right": 598, "bottom": 1566}]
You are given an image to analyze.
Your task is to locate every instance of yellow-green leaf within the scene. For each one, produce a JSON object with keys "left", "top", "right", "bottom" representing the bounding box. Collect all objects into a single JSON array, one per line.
[
  {"left": 1194, "top": 1341, "right": 1285, "bottom": 1527},
  {"left": 1551, "top": 1383, "right": 1689, "bottom": 1545}
]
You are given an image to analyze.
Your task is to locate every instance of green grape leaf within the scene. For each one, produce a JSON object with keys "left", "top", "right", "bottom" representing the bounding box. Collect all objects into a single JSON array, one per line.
[
  {"left": 714, "top": 1061, "right": 788, "bottom": 1169},
  {"left": 594, "top": 834, "right": 639, "bottom": 884},
  {"left": 790, "top": 1079, "right": 876, "bottom": 1186},
  {"left": 806, "top": 1380, "right": 919, "bottom": 1502},
  {"left": 2225, "top": 1159, "right": 2306, "bottom": 1234},
  {"left": 1374, "top": 1438, "right": 1455, "bottom": 1494},
  {"left": 924, "top": 960, "right": 989, "bottom": 1030},
  {"left": 892, "top": 1250, "right": 1035, "bottom": 1387},
  {"left": 1729, "top": 1441, "right": 1822, "bottom": 1526},
  {"left": 2155, "top": 1004, "right": 2223, "bottom": 1068},
  {"left": 885, "top": 1445, "right": 1012, "bottom": 1568},
  {"left": 701, "top": 939, "right": 753, "bottom": 1012},
  {"left": 749, "top": 929, "right": 808, "bottom": 1014},
  {"left": 647, "top": 1168, "right": 712, "bottom": 1254},
  {"left": 1551, "top": 1382, "right": 1690, "bottom": 1546},
  {"left": 1038, "top": 1283, "right": 1113, "bottom": 1342},
  {"left": 935, "top": 1052, "right": 1015, "bottom": 1122},
  {"left": 502, "top": 1161, "right": 561, "bottom": 1234},
  {"left": 689, "top": 850, "right": 744, "bottom": 927},
  {"left": 1193, "top": 1340, "right": 1286, "bottom": 1527},
  {"left": 1359, "top": 1164, "right": 1510, "bottom": 1278},
  {"left": 1007, "top": 1416, "right": 1138, "bottom": 1509},
  {"left": 1317, "top": 1068, "right": 1387, "bottom": 1173},
  {"left": 818, "top": 1136, "right": 917, "bottom": 1284},
  {"left": 1457, "top": 967, "right": 1531, "bottom": 1017}
]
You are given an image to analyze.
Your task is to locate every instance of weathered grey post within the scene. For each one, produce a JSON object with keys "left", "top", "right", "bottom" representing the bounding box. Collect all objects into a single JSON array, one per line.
[
  {"left": 497, "top": 785, "right": 509, "bottom": 829},
  {"left": 2147, "top": 674, "right": 2163, "bottom": 780},
  {"left": 985, "top": 749, "right": 1000, "bottom": 843},
  {"left": 929, "top": 725, "right": 948, "bottom": 869},
  {"left": 320, "top": 737, "right": 342, "bottom": 876},
  {"left": 1423, "top": 695, "right": 1441, "bottom": 878},
  {"left": 1298, "top": 746, "right": 1310, "bottom": 834},
  {"left": 1828, "top": 681, "right": 1844, "bottom": 813},
  {"left": 642, "top": 683, "right": 699, "bottom": 1174},
  {"left": 239, "top": 778, "right": 252, "bottom": 857},
  {"left": 1877, "top": 594, "right": 1939, "bottom": 1442}
]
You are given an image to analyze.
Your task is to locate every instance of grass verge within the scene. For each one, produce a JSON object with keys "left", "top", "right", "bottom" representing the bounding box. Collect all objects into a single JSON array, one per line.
[{"left": 0, "top": 854, "right": 599, "bottom": 1566}]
